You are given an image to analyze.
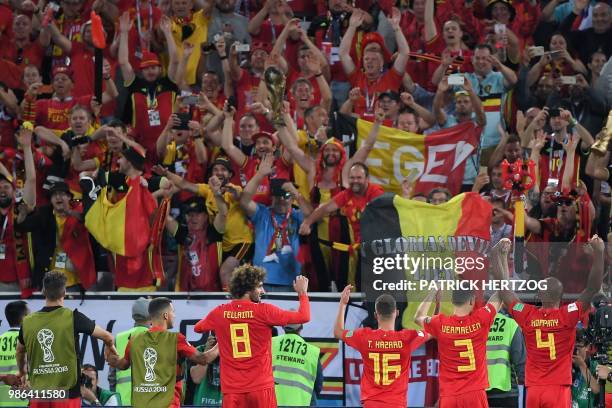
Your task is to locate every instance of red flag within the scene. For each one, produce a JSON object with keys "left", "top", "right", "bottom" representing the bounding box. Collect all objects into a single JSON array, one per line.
[{"left": 90, "top": 11, "right": 106, "bottom": 49}]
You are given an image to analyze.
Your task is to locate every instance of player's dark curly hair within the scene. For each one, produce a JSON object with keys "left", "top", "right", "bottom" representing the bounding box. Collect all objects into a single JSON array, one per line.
[{"left": 229, "top": 264, "right": 267, "bottom": 299}]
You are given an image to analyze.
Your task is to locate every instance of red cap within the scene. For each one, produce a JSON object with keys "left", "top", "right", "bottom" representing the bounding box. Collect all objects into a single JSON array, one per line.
[
  {"left": 360, "top": 32, "right": 392, "bottom": 64},
  {"left": 52, "top": 65, "right": 73, "bottom": 78},
  {"left": 139, "top": 51, "right": 161, "bottom": 69},
  {"left": 252, "top": 131, "right": 278, "bottom": 145}
]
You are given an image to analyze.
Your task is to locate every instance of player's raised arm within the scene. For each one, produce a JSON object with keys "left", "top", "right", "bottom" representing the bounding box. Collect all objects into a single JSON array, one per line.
[
  {"left": 334, "top": 285, "right": 352, "bottom": 339},
  {"left": 577, "top": 235, "right": 605, "bottom": 310},
  {"left": 486, "top": 292, "right": 502, "bottom": 313},
  {"left": 491, "top": 238, "right": 520, "bottom": 308},
  {"left": 414, "top": 289, "right": 437, "bottom": 328}
]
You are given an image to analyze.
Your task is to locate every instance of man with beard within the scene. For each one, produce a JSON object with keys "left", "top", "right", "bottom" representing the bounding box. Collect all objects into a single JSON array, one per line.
[
  {"left": 106, "top": 297, "right": 218, "bottom": 407},
  {"left": 240, "top": 154, "right": 313, "bottom": 291},
  {"left": 299, "top": 158, "right": 384, "bottom": 288},
  {"left": 15, "top": 181, "right": 96, "bottom": 291},
  {"left": 118, "top": 12, "right": 181, "bottom": 166},
  {"left": 165, "top": 193, "right": 227, "bottom": 292},
  {"left": 194, "top": 267, "right": 310, "bottom": 408},
  {"left": 0, "top": 126, "right": 35, "bottom": 294},
  {"left": 157, "top": 156, "right": 254, "bottom": 283}
]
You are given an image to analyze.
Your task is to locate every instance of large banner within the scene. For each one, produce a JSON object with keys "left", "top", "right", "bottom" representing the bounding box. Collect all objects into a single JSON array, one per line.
[
  {"left": 0, "top": 295, "right": 445, "bottom": 406},
  {"left": 330, "top": 113, "right": 481, "bottom": 195}
]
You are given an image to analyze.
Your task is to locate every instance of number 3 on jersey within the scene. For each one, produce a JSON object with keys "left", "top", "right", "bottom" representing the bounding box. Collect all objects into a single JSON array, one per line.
[
  {"left": 535, "top": 329, "right": 556, "bottom": 360},
  {"left": 454, "top": 339, "right": 476, "bottom": 372},
  {"left": 230, "top": 323, "right": 252, "bottom": 358},
  {"left": 368, "top": 353, "right": 401, "bottom": 385}
]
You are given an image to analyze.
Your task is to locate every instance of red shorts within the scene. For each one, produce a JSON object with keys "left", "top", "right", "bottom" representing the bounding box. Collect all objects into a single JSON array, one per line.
[
  {"left": 29, "top": 398, "right": 81, "bottom": 408},
  {"left": 526, "top": 384, "right": 571, "bottom": 408},
  {"left": 222, "top": 387, "right": 277, "bottom": 408},
  {"left": 439, "top": 389, "right": 488, "bottom": 408}
]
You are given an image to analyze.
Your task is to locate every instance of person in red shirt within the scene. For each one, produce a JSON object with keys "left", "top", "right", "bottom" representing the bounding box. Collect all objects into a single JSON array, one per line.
[
  {"left": 194, "top": 266, "right": 311, "bottom": 408},
  {"left": 339, "top": 8, "right": 409, "bottom": 117},
  {"left": 117, "top": 12, "right": 180, "bottom": 166},
  {"left": 221, "top": 107, "right": 293, "bottom": 205},
  {"left": 415, "top": 287, "right": 501, "bottom": 408},
  {"left": 335, "top": 285, "right": 429, "bottom": 407},
  {"left": 107, "top": 297, "right": 218, "bottom": 408},
  {"left": 492, "top": 236, "right": 605, "bottom": 408},
  {"left": 2, "top": 14, "right": 45, "bottom": 70}
]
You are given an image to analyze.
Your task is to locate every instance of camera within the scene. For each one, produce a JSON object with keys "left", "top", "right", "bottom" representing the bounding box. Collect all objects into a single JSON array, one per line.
[{"left": 80, "top": 373, "right": 93, "bottom": 389}]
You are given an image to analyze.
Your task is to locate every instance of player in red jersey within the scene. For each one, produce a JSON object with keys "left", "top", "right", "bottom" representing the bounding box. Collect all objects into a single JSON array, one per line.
[
  {"left": 492, "top": 236, "right": 604, "bottom": 408},
  {"left": 194, "top": 265, "right": 310, "bottom": 408},
  {"left": 415, "top": 285, "right": 502, "bottom": 407},
  {"left": 334, "top": 285, "right": 429, "bottom": 408}
]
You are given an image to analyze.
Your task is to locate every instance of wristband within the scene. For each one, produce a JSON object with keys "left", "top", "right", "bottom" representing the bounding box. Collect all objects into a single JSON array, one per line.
[
  {"left": 570, "top": 118, "right": 578, "bottom": 127},
  {"left": 219, "top": 55, "right": 227, "bottom": 60},
  {"left": 314, "top": 72, "right": 323, "bottom": 77},
  {"left": 103, "top": 75, "right": 111, "bottom": 80}
]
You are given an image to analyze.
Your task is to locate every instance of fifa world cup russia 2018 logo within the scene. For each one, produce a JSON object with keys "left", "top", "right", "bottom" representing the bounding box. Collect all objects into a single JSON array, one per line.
[
  {"left": 143, "top": 348, "right": 158, "bottom": 382},
  {"left": 37, "top": 329, "right": 55, "bottom": 363}
]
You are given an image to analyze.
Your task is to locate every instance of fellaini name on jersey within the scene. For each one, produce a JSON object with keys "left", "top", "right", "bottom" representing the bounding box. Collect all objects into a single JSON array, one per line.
[{"left": 223, "top": 310, "right": 254, "bottom": 319}]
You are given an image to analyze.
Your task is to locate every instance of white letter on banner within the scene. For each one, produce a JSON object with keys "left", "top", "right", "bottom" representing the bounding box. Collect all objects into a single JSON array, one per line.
[
  {"left": 420, "top": 144, "right": 454, "bottom": 183},
  {"left": 452, "top": 141, "right": 476, "bottom": 171},
  {"left": 393, "top": 145, "right": 424, "bottom": 184}
]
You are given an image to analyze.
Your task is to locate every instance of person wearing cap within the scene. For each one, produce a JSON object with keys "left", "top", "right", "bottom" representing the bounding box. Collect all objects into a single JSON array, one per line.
[
  {"left": 108, "top": 297, "right": 151, "bottom": 405},
  {"left": 16, "top": 179, "right": 97, "bottom": 291},
  {"left": 0, "top": 127, "right": 35, "bottom": 294},
  {"left": 339, "top": 7, "right": 409, "bottom": 117},
  {"left": 240, "top": 153, "right": 313, "bottom": 291},
  {"left": 432, "top": 74, "right": 486, "bottom": 187},
  {"left": 271, "top": 320, "right": 323, "bottom": 406},
  {"left": 165, "top": 189, "right": 227, "bottom": 291},
  {"left": 221, "top": 106, "right": 294, "bottom": 205},
  {"left": 117, "top": 12, "right": 181, "bottom": 165},
  {"left": 157, "top": 156, "right": 254, "bottom": 288},
  {"left": 30, "top": 65, "right": 94, "bottom": 135}
]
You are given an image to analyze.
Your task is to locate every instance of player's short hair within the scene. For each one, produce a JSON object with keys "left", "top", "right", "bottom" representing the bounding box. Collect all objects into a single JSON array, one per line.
[
  {"left": 42, "top": 271, "right": 67, "bottom": 301},
  {"left": 4, "top": 300, "right": 28, "bottom": 327},
  {"left": 148, "top": 297, "right": 173, "bottom": 319},
  {"left": 375, "top": 294, "right": 396, "bottom": 319},
  {"left": 451, "top": 289, "right": 475, "bottom": 306},
  {"left": 229, "top": 264, "right": 266, "bottom": 299}
]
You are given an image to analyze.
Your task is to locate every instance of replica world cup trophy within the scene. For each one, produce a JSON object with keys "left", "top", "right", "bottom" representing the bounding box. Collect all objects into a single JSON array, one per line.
[
  {"left": 143, "top": 347, "right": 158, "bottom": 382},
  {"left": 37, "top": 329, "right": 55, "bottom": 363},
  {"left": 264, "top": 66, "right": 286, "bottom": 128}
]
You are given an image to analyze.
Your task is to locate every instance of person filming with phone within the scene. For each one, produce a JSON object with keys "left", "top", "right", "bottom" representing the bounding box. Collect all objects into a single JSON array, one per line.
[{"left": 80, "top": 364, "right": 121, "bottom": 406}]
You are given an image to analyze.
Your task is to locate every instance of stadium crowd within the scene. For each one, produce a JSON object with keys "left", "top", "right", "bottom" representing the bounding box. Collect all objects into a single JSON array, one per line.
[{"left": 0, "top": 0, "right": 609, "bottom": 295}]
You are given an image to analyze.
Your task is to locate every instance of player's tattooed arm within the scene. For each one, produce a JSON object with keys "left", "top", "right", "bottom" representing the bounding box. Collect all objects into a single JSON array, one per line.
[
  {"left": 414, "top": 289, "right": 438, "bottom": 328},
  {"left": 190, "top": 343, "right": 219, "bottom": 365},
  {"left": 577, "top": 235, "right": 605, "bottom": 310},
  {"left": 487, "top": 292, "right": 503, "bottom": 313},
  {"left": 334, "top": 285, "right": 352, "bottom": 339}
]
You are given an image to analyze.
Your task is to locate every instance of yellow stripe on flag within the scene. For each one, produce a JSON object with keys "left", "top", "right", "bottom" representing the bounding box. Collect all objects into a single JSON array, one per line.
[
  {"left": 392, "top": 194, "right": 466, "bottom": 328},
  {"left": 356, "top": 119, "right": 425, "bottom": 194},
  {"left": 84, "top": 186, "right": 128, "bottom": 256}
]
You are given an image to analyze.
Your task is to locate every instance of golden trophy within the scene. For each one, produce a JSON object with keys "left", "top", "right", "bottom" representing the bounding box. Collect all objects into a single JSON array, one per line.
[
  {"left": 264, "top": 66, "right": 286, "bottom": 128},
  {"left": 591, "top": 109, "right": 611, "bottom": 155}
]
